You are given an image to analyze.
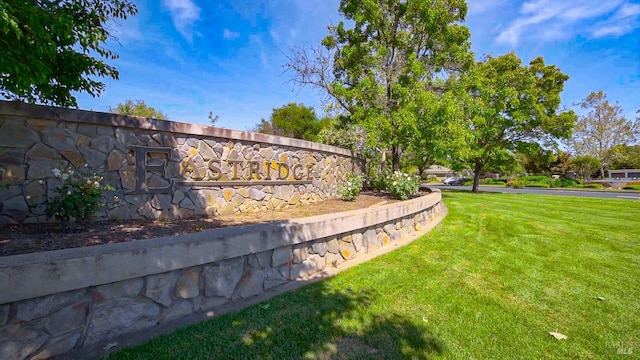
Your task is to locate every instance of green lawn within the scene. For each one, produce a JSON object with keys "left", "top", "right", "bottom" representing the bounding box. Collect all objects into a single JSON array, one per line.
[{"left": 110, "top": 193, "right": 640, "bottom": 359}]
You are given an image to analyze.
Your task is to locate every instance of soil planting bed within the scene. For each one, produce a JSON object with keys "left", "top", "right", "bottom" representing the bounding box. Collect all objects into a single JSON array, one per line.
[{"left": 0, "top": 192, "right": 403, "bottom": 257}]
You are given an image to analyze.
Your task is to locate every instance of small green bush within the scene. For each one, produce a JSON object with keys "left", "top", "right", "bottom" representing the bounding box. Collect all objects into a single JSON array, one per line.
[
  {"left": 46, "top": 166, "right": 114, "bottom": 225},
  {"left": 369, "top": 172, "right": 387, "bottom": 192},
  {"left": 339, "top": 174, "right": 364, "bottom": 201},
  {"left": 481, "top": 178, "right": 506, "bottom": 186},
  {"left": 506, "top": 179, "right": 526, "bottom": 189},
  {"left": 385, "top": 171, "right": 420, "bottom": 200},
  {"left": 520, "top": 175, "right": 550, "bottom": 182},
  {"left": 578, "top": 183, "right": 605, "bottom": 189},
  {"left": 525, "top": 182, "right": 551, "bottom": 188},
  {"left": 462, "top": 179, "right": 474, "bottom": 186},
  {"left": 623, "top": 185, "right": 640, "bottom": 190}
]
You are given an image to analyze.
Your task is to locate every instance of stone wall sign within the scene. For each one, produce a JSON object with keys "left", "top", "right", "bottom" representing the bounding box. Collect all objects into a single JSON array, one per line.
[{"left": 0, "top": 101, "right": 363, "bottom": 224}]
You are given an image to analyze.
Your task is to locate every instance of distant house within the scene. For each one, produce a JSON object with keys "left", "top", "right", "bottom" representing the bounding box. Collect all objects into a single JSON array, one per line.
[
  {"left": 608, "top": 169, "right": 640, "bottom": 180},
  {"left": 425, "top": 165, "right": 454, "bottom": 180}
]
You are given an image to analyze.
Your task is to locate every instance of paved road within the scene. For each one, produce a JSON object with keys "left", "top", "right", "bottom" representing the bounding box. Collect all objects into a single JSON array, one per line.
[{"left": 427, "top": 183, "right": 640, "bottom": 200}]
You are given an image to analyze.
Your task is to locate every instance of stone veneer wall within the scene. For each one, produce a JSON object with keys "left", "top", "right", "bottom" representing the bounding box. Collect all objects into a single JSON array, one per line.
[
  {"left": 0, "top": 101, "right": 362, "bottom": 224},
  {"left": 0, "top": 192, "right": 442, "bottom": 359}
]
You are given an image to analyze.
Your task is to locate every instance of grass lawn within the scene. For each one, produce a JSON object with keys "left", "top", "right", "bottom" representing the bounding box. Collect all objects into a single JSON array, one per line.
[{"left": 109, "top": 193, "right": 640, "bottom": 359}]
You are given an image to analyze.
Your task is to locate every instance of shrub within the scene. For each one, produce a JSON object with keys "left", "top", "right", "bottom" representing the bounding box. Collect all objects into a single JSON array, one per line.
[
  {"left": 576, "top": 183, "right": 604, "bottom": 189},
  {"left": 520, "top": 175, "right": 549, "bottom": 182},
  {"left": 339, "top": 174, "right": 364, "bottom": 201},
  {"left": 369, "top": 172, "right": 387, "bottom": 192},
  {"left": 525, "top": 182, "right": 551, "bottom": 188},
  {"left": 506, "top": 179, "right": 525, "bottom": 189},
  {"left": 462, "top": 179, "right": 474, "bottom": 186},
  {"left": 623, "top": 185, "right": 640, "bottom": 190},
  {"left": 46, "top": 166, "right": 114, "bottom": 225},
  {"left": 481, "top": 178, "right": 506, "bottom": 185},
  {"left": 385, "top": 171, "right": 420, "bottom": 200}
]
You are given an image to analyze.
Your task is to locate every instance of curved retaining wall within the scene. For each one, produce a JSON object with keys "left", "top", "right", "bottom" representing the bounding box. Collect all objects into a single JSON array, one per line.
[
  {"left": 0, "top": 101, "right": 363, "bottom": 224},
  {"left": 0, "top": 192, "right": 442, "bottom": 359}
]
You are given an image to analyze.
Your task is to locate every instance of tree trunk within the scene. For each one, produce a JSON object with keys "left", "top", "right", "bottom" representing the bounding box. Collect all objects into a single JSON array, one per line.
[
  {"left": 380, "top": 149, "right": 386, "bottom": 173},
  {"left": 472, "top": 161, "right": 483, "bottom": 193},
  {"left": 391, "top": 144, "right": 401, "bottom": 172}
]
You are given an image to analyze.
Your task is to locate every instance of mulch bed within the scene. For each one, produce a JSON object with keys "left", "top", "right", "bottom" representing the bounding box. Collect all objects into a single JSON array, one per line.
[{"left": 0, "top": 192, "right": 403, "bottom": 257}]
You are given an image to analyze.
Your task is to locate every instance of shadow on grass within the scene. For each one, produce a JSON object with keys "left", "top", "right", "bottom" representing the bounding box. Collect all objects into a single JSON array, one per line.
[{"left": 109, "top": 280, "right": 446, "bottom": 359}]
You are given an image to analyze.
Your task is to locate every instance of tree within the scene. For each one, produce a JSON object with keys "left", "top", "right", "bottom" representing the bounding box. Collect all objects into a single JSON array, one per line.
[
  {"left": 208, "top": 111, "right": 219, "bottom": 126},
  {"left": 454, "top": 53, "right": 577, "bottom": 192},
  {"left": 571, "top": 91, "right": 639, "bottom": 176},
  {"left": 610, "top": 145, "right": 640, "bottom": 169},
  {"left": 251, "top": 103, "right": 326, "bottom": 142},
  {"left": 285, "top": 0, "right": 471, "bottom": 171},
  {"left": 0, "top": 0, "right": 138, "bottom": 107},
  {"left": 109, "top": 100, "right": 168, "bottom": 119},
  {"left": 570, "top": 155, "right": 601, "bottom": 181}
]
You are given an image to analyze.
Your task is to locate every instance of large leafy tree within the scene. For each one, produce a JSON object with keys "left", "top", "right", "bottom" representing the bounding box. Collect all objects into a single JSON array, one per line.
[
  {"left": 571, "top": 91, "right": 639, "bottom": 176},
  {"left": 285, "top": 0, "right": 471, "bottom": 171},
  {"left": 610, "top": 144, "right": 640, "bottom": 170},
  {"left": 455, "top": 53, "right": 577, "bottom": 192},
  {"left": 0, "top": 0, "right": 137, "bottom": 107},
  {"left": 251, "top": 103, "right": 327, "bottom": 142},
  {"left": 109, "top": 100, "right": 168, "bottom": 119}
]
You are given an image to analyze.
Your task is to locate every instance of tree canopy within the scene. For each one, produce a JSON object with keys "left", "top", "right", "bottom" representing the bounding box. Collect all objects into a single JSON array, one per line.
[
  {"left": 285, "top": 0, "right": 471, "bottom": 171},
  {"left": 571, "top": 91, "right": 639, "bottom": 176},
  {"left": 109, "top": 100, "right": 168, "bottom": 119},
  {"left": 251, "top": 103, "right": 327, "bottom": 142},
  {"left": 0, "top": 0, "right": 137, "bottom": 107},
  {"left": 454, "top": 53, "right": 577, "bottom": 192}
]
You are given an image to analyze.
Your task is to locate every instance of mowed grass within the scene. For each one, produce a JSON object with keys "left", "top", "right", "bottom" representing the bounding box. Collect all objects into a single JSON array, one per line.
[{"left": 109, "top": 193, "right": 640, "bottom": 359}]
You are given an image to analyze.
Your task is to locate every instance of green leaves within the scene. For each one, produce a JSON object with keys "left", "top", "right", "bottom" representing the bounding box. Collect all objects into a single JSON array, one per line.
[
  {"left": 0, "top": 0, "right": 137, "bottom": 107},
  {"left": 109, "top": 100, "right": 168, "bottom": 119}
]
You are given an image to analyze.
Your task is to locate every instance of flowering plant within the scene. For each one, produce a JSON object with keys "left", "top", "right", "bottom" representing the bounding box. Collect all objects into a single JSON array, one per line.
[
  {"left": 385, "top": 171, "right": 420, "bottom": 200},
  {"left": 339, "top": 174, "right": 364, "bottom": 201},
  {"left": 45, "top": 165, "right": 114, "bottom": 225}
]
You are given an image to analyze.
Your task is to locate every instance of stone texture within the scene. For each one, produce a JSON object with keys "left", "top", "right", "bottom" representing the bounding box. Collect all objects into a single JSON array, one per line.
[
  {"left": 311, "top": 241, "right": 328, "bottom": 257},
  {"left": 79, "top": 147, "right": 106, "bottom": 168},
  {"left": 327, "top": 238, "right": 340, "bottom": 254},
  {"left": 30, "top": 331, "right": 82, "bottom": 360},
  {"left": 3, "top": 196, "right": 31, "bottom": 221},
  {"left": 272, "top": 247, "right": 291, "bottom": 267},
  {"left": 85, "top": 298, "right": 161, "bottom": 345},
  {"left": 203, "top": 258, "right": 245, "bottom": 298},
  {"left": 0, "top": 304, "right": 9, "bottom": 325},
  {"left": 42, "top": 128, "right": 77, "bottom": 150},
  {"left": 107, "top": 149, "right": 127, "bottom": 171},
  {"left": 290, "top": 255, "right": 325, "bottom": 279},
  {"left": 0, "top": 325, "right": 48, "bottom": 360},
  {"left": 95, "top": 278, "right": 144, "bottom": 300},
  {"left": 234, "top": 268, "right": 265, "bottom": 299},
  {"left": 249, "top": 188, "right": 267, "bottom": 201},
  {"left": 119, "top": 165, "right": 136, "bottom": 190},
  {"left": 248, "top": 251, "right": 272, "bottom": 269},
  {"left": 1, "top": 164, "right": 25, "bottom": 185},
  {"left": 45, "top": 302, "right": 88, "bottom": 336},
  {"left": 219, "top": 202, "right": 235, "bottom": 216},
  {"left": 176, "top": 268, "right": 200, "bottom": 299},
  {"left": 164, "top": 299, "right": 194, "bottom": 322},
  {"left": 151, "top": 194, "right": 172, "bottom": 210},
  {"left": 26, "top": 143, "right": 56, "bottom": 160},
  {"left": 144, "top": 271, "right": 180, "bottom": 307},
  {"left": 0, "top": 121, "right": 39, "bottom": 148},
  {"left": 339, "top": 241, "right": 355, "bottom": 260},
  {"left": 352, "top": 233, "right": 364, "bottom": 253},
  {"left": 292, "top": 246, "right": 308, "bottom": 264},
  {"left": 273, "top": 185, "right": 294, "bottom": 201},
  {"left": 264, "top": 267, "right": 288, "bottom": 290},
  {"left": 15, "top": 289, "right": 86, "bottom": 322},
  {"left": 59, "top": 149, "right": 86, "bottom": 168},
  {"left": 91, "top": 136, "right": 115, "bottom": 153},
  {"left": 139, "top": 202, "right": 162, "bottom": 219}
]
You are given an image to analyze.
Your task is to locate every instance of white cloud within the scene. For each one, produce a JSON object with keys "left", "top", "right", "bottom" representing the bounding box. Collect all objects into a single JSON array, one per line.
[
  {"left": 163, "top": 0, "right": 201, "bottom": 41},
  {"left": 223, "top": 29, "right": 240, "bottom": 40},
  {"left": 496, "top": 0, "right": 639, "bottom": 45},
  {"left": 467, "top": 0, "right": 507, "bottom": 15},
  {"left": 250, "top": 35, "right": 268, "bottom": 67}
]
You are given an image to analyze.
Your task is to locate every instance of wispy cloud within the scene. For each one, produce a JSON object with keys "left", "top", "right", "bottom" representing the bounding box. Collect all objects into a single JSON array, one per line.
[
  {"left": 250, "top": 35, "right": 268, "bottom": 67},
  {"left": 467, "top": 0, "right": 507, "bottom": 15},
  {"left": 163, "top": 0, "right": 201, "bottom": 41},
  {"left": 223, "top": 29, "right": 240, "bottom": 40},
  {"left": 496, "top": 0, "right": 639, "bottom": 45},
  {"left": 592, "top": 3, "right": 640, "bottom": 38}
]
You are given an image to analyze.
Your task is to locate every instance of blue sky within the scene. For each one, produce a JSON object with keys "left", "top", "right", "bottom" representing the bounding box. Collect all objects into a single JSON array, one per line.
[{"left": 75, "top": 0, "right": 640, "bottom": 130}]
